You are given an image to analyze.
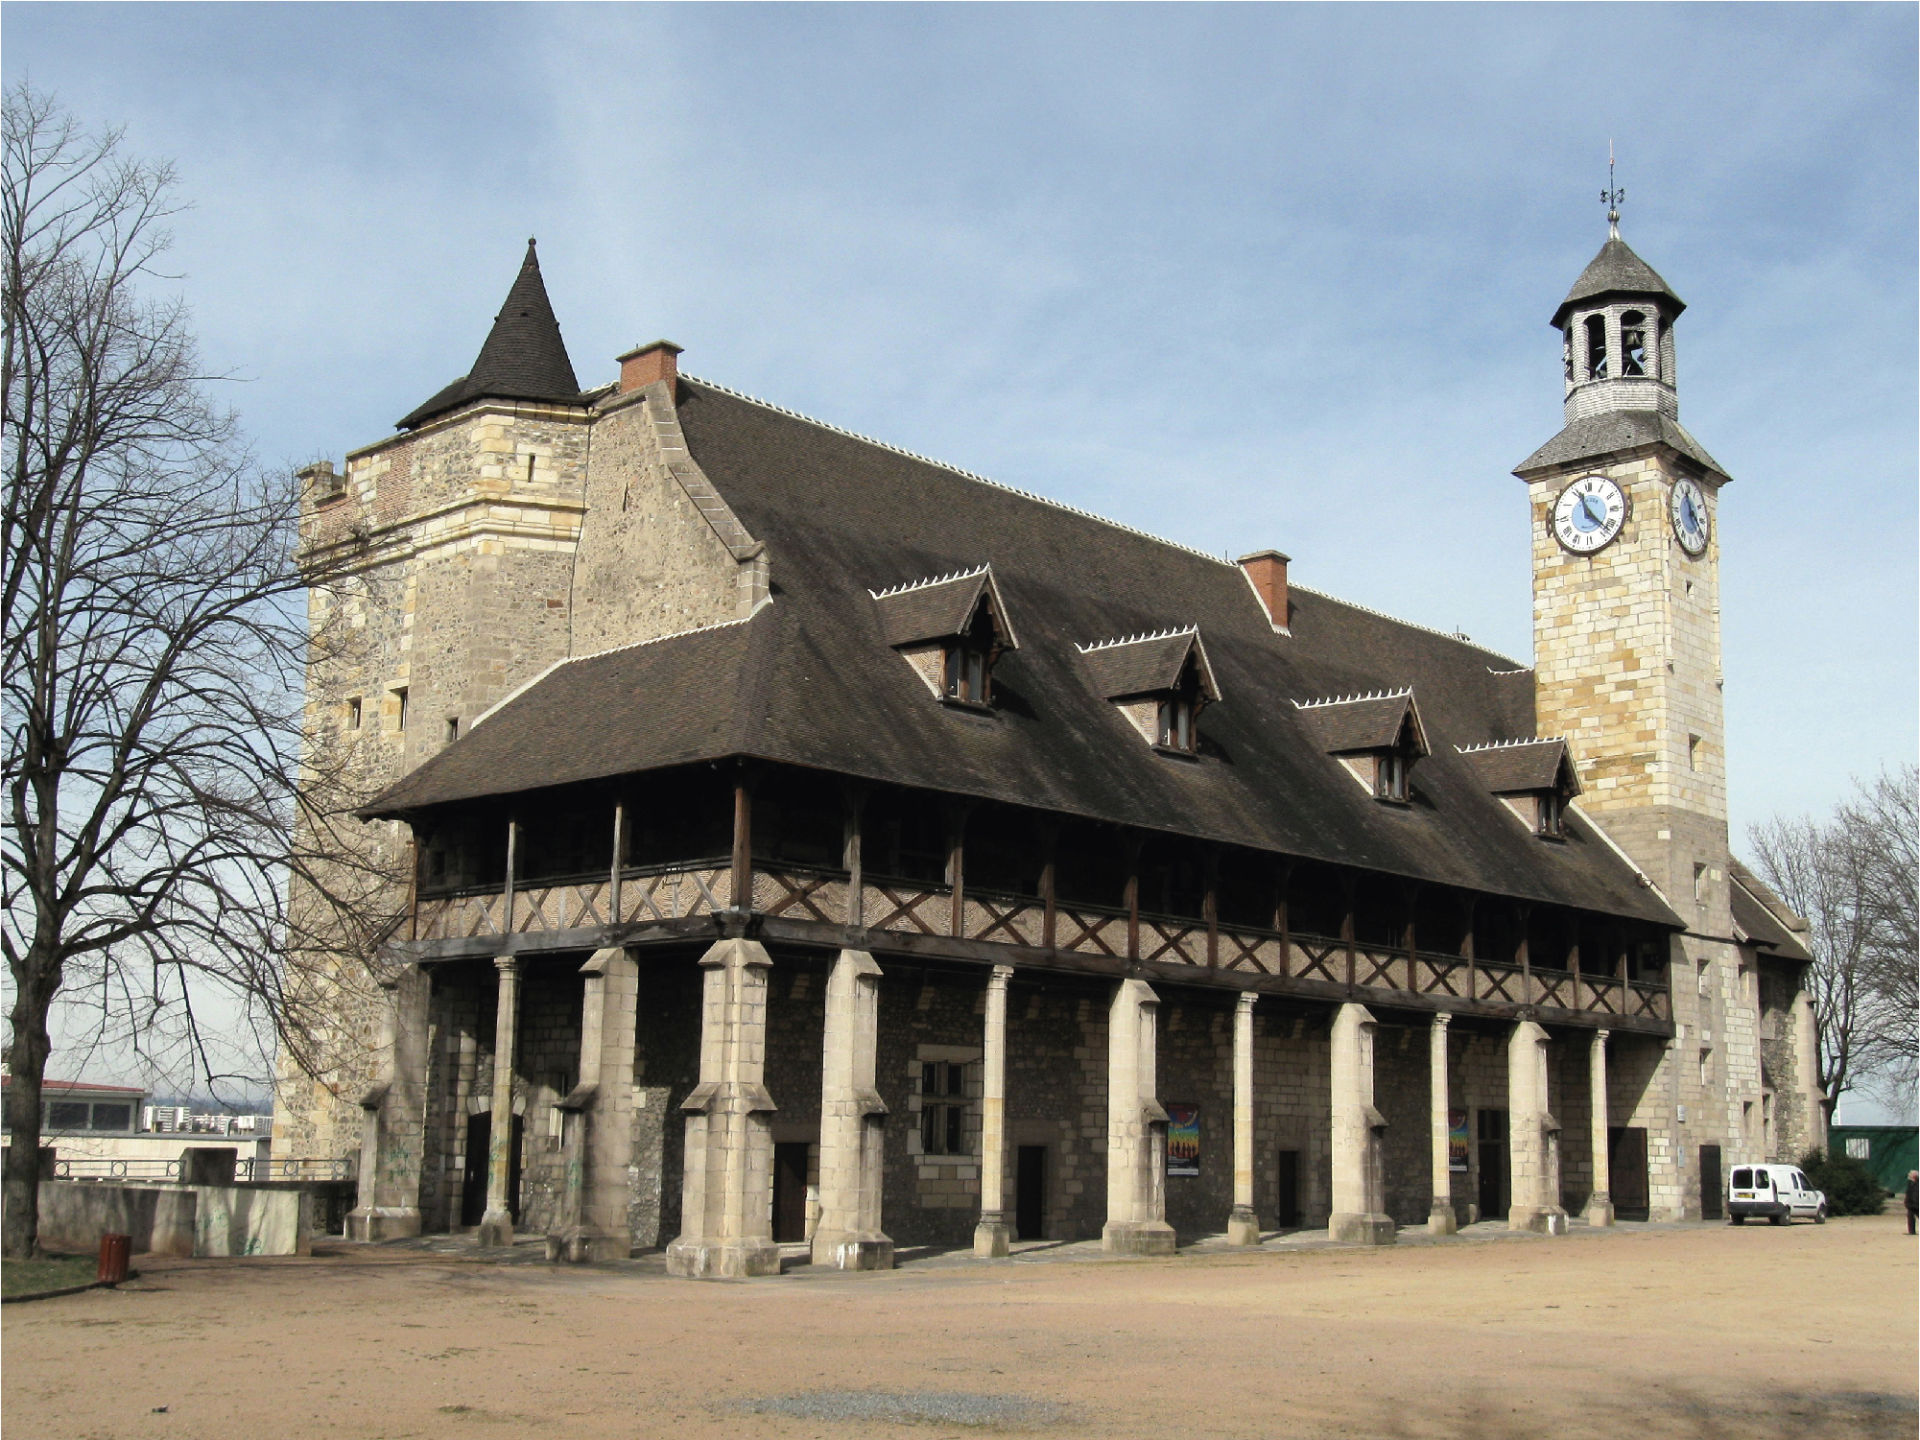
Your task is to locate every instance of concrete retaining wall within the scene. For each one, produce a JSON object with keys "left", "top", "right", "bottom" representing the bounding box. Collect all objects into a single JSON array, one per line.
[{"left": 33, "top": 1181, "right": 314, "bottom": 1258}]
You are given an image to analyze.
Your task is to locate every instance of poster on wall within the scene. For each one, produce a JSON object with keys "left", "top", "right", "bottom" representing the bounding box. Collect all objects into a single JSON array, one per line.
[
  {"left": 1448, "top": 1109, "right": 1470, "bottom": 1172},
  {"left": 1166, "top": 1104, "right": 1201, "bottom": 1177}
]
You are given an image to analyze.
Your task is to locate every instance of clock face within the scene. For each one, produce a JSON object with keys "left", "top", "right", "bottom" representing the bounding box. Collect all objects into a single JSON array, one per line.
[
  {"left": 1551, "top": 474, "right": 1627, "bottom": 554},
  {"left": 1670, "top": 477, "right": 1710, "bottom": 555}
]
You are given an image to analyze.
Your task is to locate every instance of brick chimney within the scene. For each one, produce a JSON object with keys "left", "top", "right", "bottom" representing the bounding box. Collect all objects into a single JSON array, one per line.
[
  {"left": 1237, "top": 550, "right": 1291, "bottom": 633},
  {"left": 616, "top": 340, "right": 684, "bottom": 393}
]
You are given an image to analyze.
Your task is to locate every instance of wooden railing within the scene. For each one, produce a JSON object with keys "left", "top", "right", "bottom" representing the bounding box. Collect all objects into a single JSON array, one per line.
[{"left": 411, "top": 864, "right": 1669, "bottom": 1022}]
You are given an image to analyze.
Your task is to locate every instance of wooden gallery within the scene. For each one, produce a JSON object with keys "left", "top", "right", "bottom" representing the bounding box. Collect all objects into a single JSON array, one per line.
[{"left": 279, "top": 222, "right": 1824, "bottom": 1276}]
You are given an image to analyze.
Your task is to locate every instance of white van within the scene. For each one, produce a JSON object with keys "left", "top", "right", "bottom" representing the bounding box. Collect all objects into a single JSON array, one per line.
[{"left": 1727, "top": 1163, "right": 1827, "bottom": 1225}]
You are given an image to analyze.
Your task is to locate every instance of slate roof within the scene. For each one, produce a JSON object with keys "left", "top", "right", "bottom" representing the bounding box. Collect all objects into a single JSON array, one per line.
[
  {"left": 872, "top": 567, "right": 1018, "bottom": 649},
  {"left": 1079, "top": 630, "right": 1216, "bottom": 701},
  {"left": 1296, "top": 691, "right": 1424, "bottom": 756},
  {"left": 1515, "top": 410, "right": 1730, "bottom": 482},
  {"left": 1460, "top": 738, "right": 1579, "bottom": 797},
  {"left": 368, "top": 378, "right": 1681, "bottom": 927},
  {"left": 398, "top": 241, "right": 585, "bottom": 430},
  {"left": 1729, "top": 859, "right": 1814, "bottom": 963},
  {"left": 1551, "top": 236, "right": 1685, "bottom": 328}
]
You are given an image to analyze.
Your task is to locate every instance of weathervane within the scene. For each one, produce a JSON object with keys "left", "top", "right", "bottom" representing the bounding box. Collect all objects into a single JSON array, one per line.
[{"left": 1601, "top": 141, "right": 1625, "bottom": 239}]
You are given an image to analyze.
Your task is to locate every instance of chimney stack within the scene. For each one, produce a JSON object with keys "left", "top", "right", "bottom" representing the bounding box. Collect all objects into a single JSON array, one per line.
[
  {"left": 616, "top": 339, "right": 684, "bottom": 394},
  {"left": 1237, "top": 550, "right": 1291, "bottom": 633}
]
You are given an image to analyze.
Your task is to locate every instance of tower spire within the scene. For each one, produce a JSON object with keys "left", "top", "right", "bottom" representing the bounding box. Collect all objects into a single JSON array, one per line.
[{"left": 1602, "top": 141, "right": 1624, "bottom": 239}]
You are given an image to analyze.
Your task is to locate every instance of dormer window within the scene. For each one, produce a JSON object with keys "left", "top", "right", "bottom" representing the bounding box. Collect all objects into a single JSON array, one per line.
[
  {"left": 1536, "top": 790, "right": 1565, "bottom": 838},
  {"left": 1079, "top": 627, "right": 1219, "bottom": 756},
  {"left": 1459, "top": 738, "right": 1583, "bottom": 841},
  {"left": 944, "top": 634, "right": 990, "bottom": 705},
  {"left": 1376, "top": 749, "right": 1408, "bottom": 802},
  {"left": 871, "top": 564, "right": 1019, "bottom": 710},
  {"left": 1295, "top": 689, "right": 1429, "bottom": 804}
]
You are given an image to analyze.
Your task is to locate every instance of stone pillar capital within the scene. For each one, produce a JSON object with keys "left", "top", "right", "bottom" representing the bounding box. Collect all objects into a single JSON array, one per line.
[
  {"left": 1235, "top": 989, "right": 1257, "bottom": 1015},
  {"left": 494, "top": 955, "right": 518, "bottom": 975}
]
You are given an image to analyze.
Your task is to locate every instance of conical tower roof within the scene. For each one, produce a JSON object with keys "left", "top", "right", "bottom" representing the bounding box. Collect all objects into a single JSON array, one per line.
[
  {"left": 398, "top": 240, "right": 584, "bottom": 429},
  {"left": 1550, "top": 235, "right": 1684, "bottom": 328}
]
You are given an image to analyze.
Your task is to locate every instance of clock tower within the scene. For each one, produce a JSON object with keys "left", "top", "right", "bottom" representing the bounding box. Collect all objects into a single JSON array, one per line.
[{"left": 1515, "top": 214, "right": 1751, "bottom": 1220}]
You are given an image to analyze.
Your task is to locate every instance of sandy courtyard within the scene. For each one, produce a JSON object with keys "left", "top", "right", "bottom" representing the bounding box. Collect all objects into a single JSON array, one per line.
[{"left": 5, "top": 1214, "right": 1914, "bottom": 1440}]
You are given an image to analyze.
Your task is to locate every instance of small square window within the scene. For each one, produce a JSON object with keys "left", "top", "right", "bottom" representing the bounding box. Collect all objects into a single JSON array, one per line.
[
  {"left": 943, "top": 643, "right": 990, "bottom": 706},
  {"left": 345, "top": 697, "right": 362, "bottom": 730},
  {"left": 1693, "top": 862, "right": 1708, "bottom": 902},
  {"left": 391, "top": 687, "right": 408, "bottom": 733},
  {"left": 445, "top": 716, "right": 460, "bottom": 744},
  {"left": 1157, "top": 696, "right": 1195, "bottom": 752},
  {"left": 1688, "top": 734, "right": 1702, "bottom": 771},
  {"left": 1535, "top": 793, "right": 1564, "bottom": 837}
]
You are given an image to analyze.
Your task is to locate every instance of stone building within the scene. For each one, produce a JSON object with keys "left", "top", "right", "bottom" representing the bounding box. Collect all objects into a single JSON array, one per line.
[{"left": 277, "top": 221, "right": 1823, "bottom": 1274}]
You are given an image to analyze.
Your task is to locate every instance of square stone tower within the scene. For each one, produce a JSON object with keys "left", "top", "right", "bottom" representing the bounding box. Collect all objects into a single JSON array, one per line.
[{"left": 1515, "top": 222, "right": 1755, "bottom": 1217}]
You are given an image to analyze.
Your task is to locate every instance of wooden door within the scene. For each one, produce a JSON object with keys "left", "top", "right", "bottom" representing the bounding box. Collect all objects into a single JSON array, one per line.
[
  {"left": 1015, "top": 1146, "right": 1047, "bottom": 1240},
  {"left": 772, "top": 1142, "right": 810, "bottom": 1243},
  {"left": 1477, "top": 1109, "right": 1509, "bottom": 1219},
  {"left": 1275, "top": 1148, "right": 1302, "bottom": 1228},
  {"left": 1610, "top": 1126, "right": 1649, "bottom": 1220},
  {"left": 459, "top": 1112, "right": 522, "bottom": 1226},
  {"left": 460, "top": 1112, "right": 489, "bottom": 1227},
  {"left": 1699, "top": 1145, "right": 1723, "bottom": 1220}
]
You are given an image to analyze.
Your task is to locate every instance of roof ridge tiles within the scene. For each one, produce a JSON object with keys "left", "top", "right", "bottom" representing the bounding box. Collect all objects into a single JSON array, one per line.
[
  {"left": 682, "top": 374, "right": 1233, "bottom": 569},
  {"left": 1455, "top": 736, "right": 1564, "bottom": 753},
  {"left": 867, "top": 564, "right": 991, "bottom": 600},
  {"left": 1075, "top": 626, "right": 1199, "bottom": 654},
  {"left": 470, "top": 599, "right": 771, "bottom": 730},
  {"left": 1292, "top": 687, "right": 1413, "bottom": 710},
  {"left": 1287, "top": 581, "right": 1528, "bottom": 667}
]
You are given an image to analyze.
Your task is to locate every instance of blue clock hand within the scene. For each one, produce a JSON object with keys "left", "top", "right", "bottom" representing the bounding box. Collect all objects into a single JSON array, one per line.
[{"left": 1581, "top": 496, "right": 1606, "bottom": 525}]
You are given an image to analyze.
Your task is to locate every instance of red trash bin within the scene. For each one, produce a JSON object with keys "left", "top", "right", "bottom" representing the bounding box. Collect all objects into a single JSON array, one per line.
[{"left": 97, "top": 1233, "right": 131, "bottom": 1284}]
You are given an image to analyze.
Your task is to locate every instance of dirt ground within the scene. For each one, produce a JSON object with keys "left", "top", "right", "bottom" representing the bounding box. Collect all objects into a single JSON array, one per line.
[{"left": 5, "top": 1213, "right": 1914, "bottom": 1440}]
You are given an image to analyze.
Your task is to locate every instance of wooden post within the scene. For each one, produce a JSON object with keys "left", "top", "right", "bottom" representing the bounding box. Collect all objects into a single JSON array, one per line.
[
  {"left": 406, "top": 836, "right": 420, "bottom": 942},
  {"left": 1275, "top": 861, "right": 1293, "bottom": 979},
  {"left": 843, "top": 785, "right": 867, "bottom": 930},
  {"left": 1203, "top": 848, "right": 1220, "bottom": 970},
  {"left": 1341, "top": 873, "right": 1358, "bottom": 989},
  {"left": 730, "top": 773, "right": 752, "bottom": 911},
  {"left": 1567, "top": 920, "right": 1581, "bottom": 1004},
  {"left": 1040, "top": 823, "right": 1058, "bottom": 951},
  {"left": 946, "top": 802, "right": 970, "bottom": 938},
  {"left": 609, "top": 802, "right": 626, "bottom": 927},
  {"left": 503, "top": 818, "right": 519, "bottom": 935},
  {"left": 1459, "top": 894, "right": 1477, "bottom": 1002},
  {"left": 1402, "top": 882, "right": 1420, "bottom": 989},
  {"left": 1515, "top": 903, "right": 1532, "bottom": 1004},
  {"left": 1124, "top": 835, "right": 1142, "bottom": 963}
]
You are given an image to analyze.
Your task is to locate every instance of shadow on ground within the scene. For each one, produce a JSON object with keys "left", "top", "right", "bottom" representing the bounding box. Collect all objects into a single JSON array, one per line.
[{"left": 1368, "top": 1386, "right": 1917, "bottom": 1440}]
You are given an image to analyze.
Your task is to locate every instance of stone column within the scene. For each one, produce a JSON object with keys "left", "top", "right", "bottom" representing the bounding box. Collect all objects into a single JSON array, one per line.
[
  {"left": 477, "top": 957, "right": 521, "bottom": 1248},
  {"left": 1102, "top": 978, "right": 1176, "bottom": 1255},
  {"left": 547, "top": 947, "right": 639, "bottom": 1262},
  {"left": 1585, "top": 1029, "right": 1614, "bottom": 1226},
  {"left": 1329, "top": 1002, "right": 1394, "bottom": 1244},
  {"left": 1507, "top": 1020, "right": 1569, "bottom": 1234},
  {"left": 1226, "top": 991, "right": 1260, "bottom": 1245},
  {"left": 1428, "top": 1012, "right": 1457, "bottom": 1235},
  {"left": 974, "top": 964, "right": 1015, "bottom": 1257},
  {"left": 666, "top": 938, "right": 782, "bottom": 1278},
  {"left": 813, "top": 949, "right": 892, "bottom": 1270}
]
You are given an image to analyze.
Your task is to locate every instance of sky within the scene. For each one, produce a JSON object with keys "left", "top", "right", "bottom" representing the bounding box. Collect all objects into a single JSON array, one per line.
[{"left": 6, "top": 4, "right": 1916, "bottom": 1117}]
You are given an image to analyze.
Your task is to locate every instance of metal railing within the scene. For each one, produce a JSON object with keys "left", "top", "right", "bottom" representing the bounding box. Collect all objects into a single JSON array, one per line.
[{"left": 50, "top": 1156, "right": 356, "bottom": 1183}]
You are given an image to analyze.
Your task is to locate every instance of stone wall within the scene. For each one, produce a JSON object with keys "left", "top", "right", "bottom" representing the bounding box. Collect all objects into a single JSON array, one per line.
[
  {"left": 631, "top": 951, "right": 704, "bottom": 1249},
  {"left": 511, "top": 961, "right": 586, "bottom": 1236}
]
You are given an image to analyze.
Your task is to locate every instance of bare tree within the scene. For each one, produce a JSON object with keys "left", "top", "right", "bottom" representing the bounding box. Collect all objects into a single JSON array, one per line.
[
  {"left": 1749, "top": 764, "right": 1919, "bottom": 1126},
  {"left": 1, "top": 84, "right": 392, "bottom": 1257}
]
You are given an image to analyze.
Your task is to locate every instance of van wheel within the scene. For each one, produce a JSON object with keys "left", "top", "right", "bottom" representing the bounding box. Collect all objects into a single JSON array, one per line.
[
  {"left": 1769, "top": 1212, "right": 1786, "bottom": 1226},
  {"left": 1730, "top": 1215, "right": 1745, "bottom": 1225},
  {"left": 1815, "top": 1207, "right": 1827, "bottom": 1225}
]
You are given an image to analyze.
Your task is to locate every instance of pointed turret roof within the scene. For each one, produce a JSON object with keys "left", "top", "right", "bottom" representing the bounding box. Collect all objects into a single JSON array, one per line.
[
  {"left": 398, "top": 240, "right": 585, "bottom": 429},
  {"left": 1550, "top": 235, "right": 1684, "bottom": 328}
]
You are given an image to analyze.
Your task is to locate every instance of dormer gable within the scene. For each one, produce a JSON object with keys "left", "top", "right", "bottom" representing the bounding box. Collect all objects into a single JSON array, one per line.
[
  {"left": 1078, "top": 627, "right": 1219, "bottom": 754},
  {"left": 870, "top": 565, "right": 1018, "bottom": 707},
  {"left": 1295, "top": 689, "right": 1429, "bottom": 802},
  {"left": 1458, "top": 737, "right": 1582, "bottom": 837}
]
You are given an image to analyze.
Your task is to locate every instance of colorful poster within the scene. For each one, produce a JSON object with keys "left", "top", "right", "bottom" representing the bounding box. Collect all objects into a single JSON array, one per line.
[
  {"left": 1448, "top": 1109, "right": 1470, "bottom": 1172},
  {"left": 1166, "top": 1103, "right": 1201, "bottom": 1177}
]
